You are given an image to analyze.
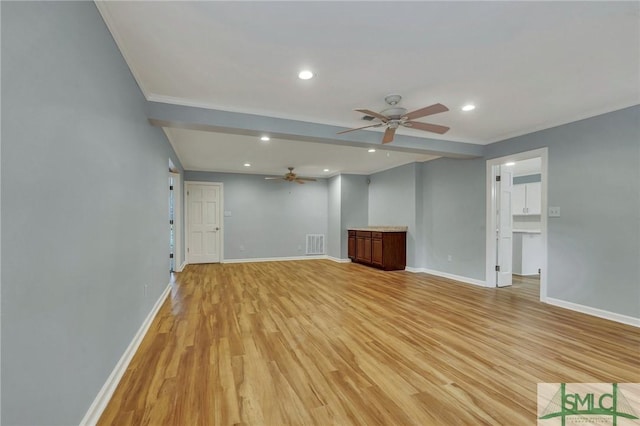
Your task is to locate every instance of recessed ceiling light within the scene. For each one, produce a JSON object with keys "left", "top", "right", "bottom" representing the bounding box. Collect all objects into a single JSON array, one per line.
[
  {"left": 323, "top": 168, "right": 330, "bottom": 172},
  {"left": 462, "top": 104, "right": 476, "bottom": 112},
  {"left": 260, "top": 136, "right": 270, "bottom": 142},
  {"left": 298, "top": 70, "right": 314, "bottom": 80},
  {"left": 505, "top": 162, "right": 516, "bottom": 166},
  {"left": 368, "top": 149, "right": 376, "bottom": 153},
  {"left": 244, "top": 163, "right": 251, "bottom": 167}
]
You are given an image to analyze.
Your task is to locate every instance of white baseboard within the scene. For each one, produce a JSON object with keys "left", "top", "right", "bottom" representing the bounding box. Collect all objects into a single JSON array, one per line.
[
  {"left": 80, "top": 284, "right": 172, "bottom": 426},
  {"left": 188, "top": 256, "right": 350, "bottom": 266},
  {"left": 223, "top": 255, "right": 328, "bottom": 264},
  {"left": 406, "top": 267, "right": 486, "bottom": 287},
  {"left": 174, "top": 260, "right": 187, "bottom": 272},
  {"left": 327, "top": 256, "right": 351, "bottom": 263},
  {"left": 544, "top": 297, "right": 640, "bottom": 328}
]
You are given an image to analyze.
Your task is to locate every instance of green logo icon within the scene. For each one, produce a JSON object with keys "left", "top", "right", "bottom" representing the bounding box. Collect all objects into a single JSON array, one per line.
[{"left": 539, "top": 383, "right": 639, "bottom": 426}]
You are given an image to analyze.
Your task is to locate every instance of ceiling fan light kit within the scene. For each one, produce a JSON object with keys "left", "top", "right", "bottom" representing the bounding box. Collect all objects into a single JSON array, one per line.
[{"left": 338, "top": 94, "right": 450, "bottom": 144}]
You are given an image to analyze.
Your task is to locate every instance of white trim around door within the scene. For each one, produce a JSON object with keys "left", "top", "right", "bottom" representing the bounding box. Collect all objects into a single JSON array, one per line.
[
  {"left": 170, "top": 172, "right": 183, "bottom": 272},
  {"left": 485, "top": 147, "right": 548, "bottom": 301}
]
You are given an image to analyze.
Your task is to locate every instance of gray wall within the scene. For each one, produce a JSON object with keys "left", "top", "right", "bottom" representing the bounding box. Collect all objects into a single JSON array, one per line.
[
  {"left": 365, "top": 159, "right": 485, "bottom": 277},
  {"left": 420, "top": 158, "right": 486, "bottom": 279},
  {"left": 340, "top": 175, "right": 369, "bottom": 259},
  {"left": 184, "top": 171, "right": 328, "bottom": 260},
  {"left": 327, "top": 176, "right": 341, "bottom": 258},
  {"left": 368, "top": 163, "right": 418, "bottom": 267},
  {"left": 486, "top": 106, "right": 640, "bottom": 317},
  {"left": 1, "top": 2, "right": 183, "bottom": 425}
]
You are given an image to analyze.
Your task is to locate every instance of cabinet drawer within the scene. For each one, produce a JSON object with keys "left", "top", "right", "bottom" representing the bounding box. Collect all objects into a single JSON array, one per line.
[
  {"left": 371, "top": 232, "right": 383, "bottom": 239},
  {"left": 356, "top": 231, "right": 371, "bottom": 238}
]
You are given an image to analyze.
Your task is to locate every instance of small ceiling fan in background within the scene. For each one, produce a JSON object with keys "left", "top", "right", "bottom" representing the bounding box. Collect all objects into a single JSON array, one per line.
[
  {"left": 264, "top": 167, "right": 317, "bottom": 184},
  {"left": 338, "top": 94, "right": 450, "bottom": 144}
]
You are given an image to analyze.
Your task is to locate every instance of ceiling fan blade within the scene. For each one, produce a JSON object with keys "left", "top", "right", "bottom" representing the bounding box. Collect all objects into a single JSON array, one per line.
[
  {"left": 382, "top": 127, "right": 396, "bottom": 144},
  {"left": 296, "top": 177, "right": 317, "bottom": 182},
  {"left": 337, "top": 123, "right": 383, "bottom": 135},
  {"left": 404, "top": 121, "right": 450, "bottom": 134},
  {"left": 295, "top": 180, "right": 305, "bottom": 184},
  {"left": 403, "top": 103, "right": 449, "bottom": 120},
  {"left": 354, "top": 109, "right": 389, "bottom": 123}
]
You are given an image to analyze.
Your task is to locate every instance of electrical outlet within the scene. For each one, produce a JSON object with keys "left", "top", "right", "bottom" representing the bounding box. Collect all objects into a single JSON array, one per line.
[
  {"left": 239, "top": 245, "right": 245, "bottom": 251},
  {"left": 297, "top": 245, "right": 302, "bottom": 251},
  {"left": 447, "top": 255, "right": 453, "bottom": 262},
  {"left": 549, "top": 206, "right": 561, "bottom": 217},
  {"left": 144, "top": 284, "right": 148, "bottom": 296}
]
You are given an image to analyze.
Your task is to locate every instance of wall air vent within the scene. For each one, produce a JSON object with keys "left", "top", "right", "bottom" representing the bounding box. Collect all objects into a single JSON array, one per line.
[{"left": 306, "top": 234, "right": 325, "bottom": 255}]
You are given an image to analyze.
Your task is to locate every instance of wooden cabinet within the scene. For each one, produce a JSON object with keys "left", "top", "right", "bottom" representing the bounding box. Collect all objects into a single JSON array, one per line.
[
  {"left": 348, "top": 230, "right": 406, "bottom": 271},
  {"left": 356, "top": 231, "right": 372, "bottom": 263},
  {"left": 348, "top": 231, "right": 356, "bottom": 259},
  {"left": 513, "top": 182, "right": 541, "bottom": 215},
  {"left": 372, "top": 236, "right": 383, "bottom": 266}
]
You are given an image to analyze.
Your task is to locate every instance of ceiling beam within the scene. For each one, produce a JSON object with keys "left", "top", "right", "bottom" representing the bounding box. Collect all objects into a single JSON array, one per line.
[{"left": 146, "top": 101, "right": 484, "bottom": 159}]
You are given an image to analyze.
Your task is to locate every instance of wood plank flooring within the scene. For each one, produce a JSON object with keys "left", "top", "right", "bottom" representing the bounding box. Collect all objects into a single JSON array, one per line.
[{"left": 98, "top": 261, "right": 640, "bottom": 425}]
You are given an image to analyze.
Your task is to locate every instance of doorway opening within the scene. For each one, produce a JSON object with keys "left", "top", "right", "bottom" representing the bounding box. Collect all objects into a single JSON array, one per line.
[{"left": 485, "top": 148, "right": 548, "bottom": 300}]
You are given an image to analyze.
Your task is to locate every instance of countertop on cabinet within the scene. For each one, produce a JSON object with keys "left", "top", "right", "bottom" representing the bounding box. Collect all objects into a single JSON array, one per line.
[
  {"left": 513, "top": 229, "right": 541, "bottom": 234},
  {"left": 348, "top": 226, "right": 408, "bottom": 232}
]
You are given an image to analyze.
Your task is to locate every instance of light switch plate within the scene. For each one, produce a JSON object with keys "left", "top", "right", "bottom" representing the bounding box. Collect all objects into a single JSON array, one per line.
[
  {"left": 224, "top": 211, "right": 232, "bottom": 217},
  {"left": 549, "top": 206, "right": 561, "bottom": 217}
]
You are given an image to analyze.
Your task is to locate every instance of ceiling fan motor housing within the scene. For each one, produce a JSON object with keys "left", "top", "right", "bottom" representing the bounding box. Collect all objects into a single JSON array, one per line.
[{"left": 381, "top": 107, "right": 408, "bottom": 119}]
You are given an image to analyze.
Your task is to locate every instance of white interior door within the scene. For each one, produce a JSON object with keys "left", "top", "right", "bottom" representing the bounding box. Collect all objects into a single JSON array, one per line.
[
  {"left": 187, "top": 183, "right": 221, "bottom": 264},
  {"left": 496, "top": 166, "right": 513, "bottom": 287}
]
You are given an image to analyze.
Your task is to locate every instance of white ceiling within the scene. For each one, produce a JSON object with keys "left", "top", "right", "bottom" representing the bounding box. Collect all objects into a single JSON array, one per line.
[
  {"left": 97, "top": 1, "right": 639, "bottom": 175},
  {"left": 165, "top": 127, "right": 438, "bottom": 177}
]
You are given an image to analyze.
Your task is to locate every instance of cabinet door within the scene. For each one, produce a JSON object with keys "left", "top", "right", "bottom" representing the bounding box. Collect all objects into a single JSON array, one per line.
[
  {"left": 356, "top": 237, "right": 366, "bottom": 262},
  {"left": 356, "top": 236, "right": 372, "bottom": 263},
  {"left": 512, "top": 184, "right": 527, "bottom": 215},
  {"left": 521, "top": 234, "right": 543, "bottom": 275},
  {"left": 526, "top": 182, "right": 541, "bottom": 215},
  {"left": 371, "top": 238, "right": 383, "bottom": 266},
  {"left": 362, "top": 237, "right": 372, "bottom": 263},
  {"left": 348, "top": 236, "right": 356, "bottom": 259}
]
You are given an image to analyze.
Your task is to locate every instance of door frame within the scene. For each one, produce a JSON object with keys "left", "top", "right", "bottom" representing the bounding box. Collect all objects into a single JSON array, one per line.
[
  {"left": 485, "top": 147, "right": 548, "bottom": 300},
  {"left": 169, "top": 172, "right": 184, "bottom": 272},
  {"left": 185, "top": 181, "right": 224, "bottom": 265}
]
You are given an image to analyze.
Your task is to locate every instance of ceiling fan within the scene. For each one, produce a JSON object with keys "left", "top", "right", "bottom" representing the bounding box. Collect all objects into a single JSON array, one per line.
[
  {"left": 264, "top": 167, "right": 317, "bottom": 184},
  {"left": 338, "top": 94, "right": 450, "bottom": 144}
]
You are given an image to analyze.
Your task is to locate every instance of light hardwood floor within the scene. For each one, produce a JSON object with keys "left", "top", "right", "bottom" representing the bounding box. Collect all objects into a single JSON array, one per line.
[{"left": 98, "top": 261, "right": 639, "bottom": 425}]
